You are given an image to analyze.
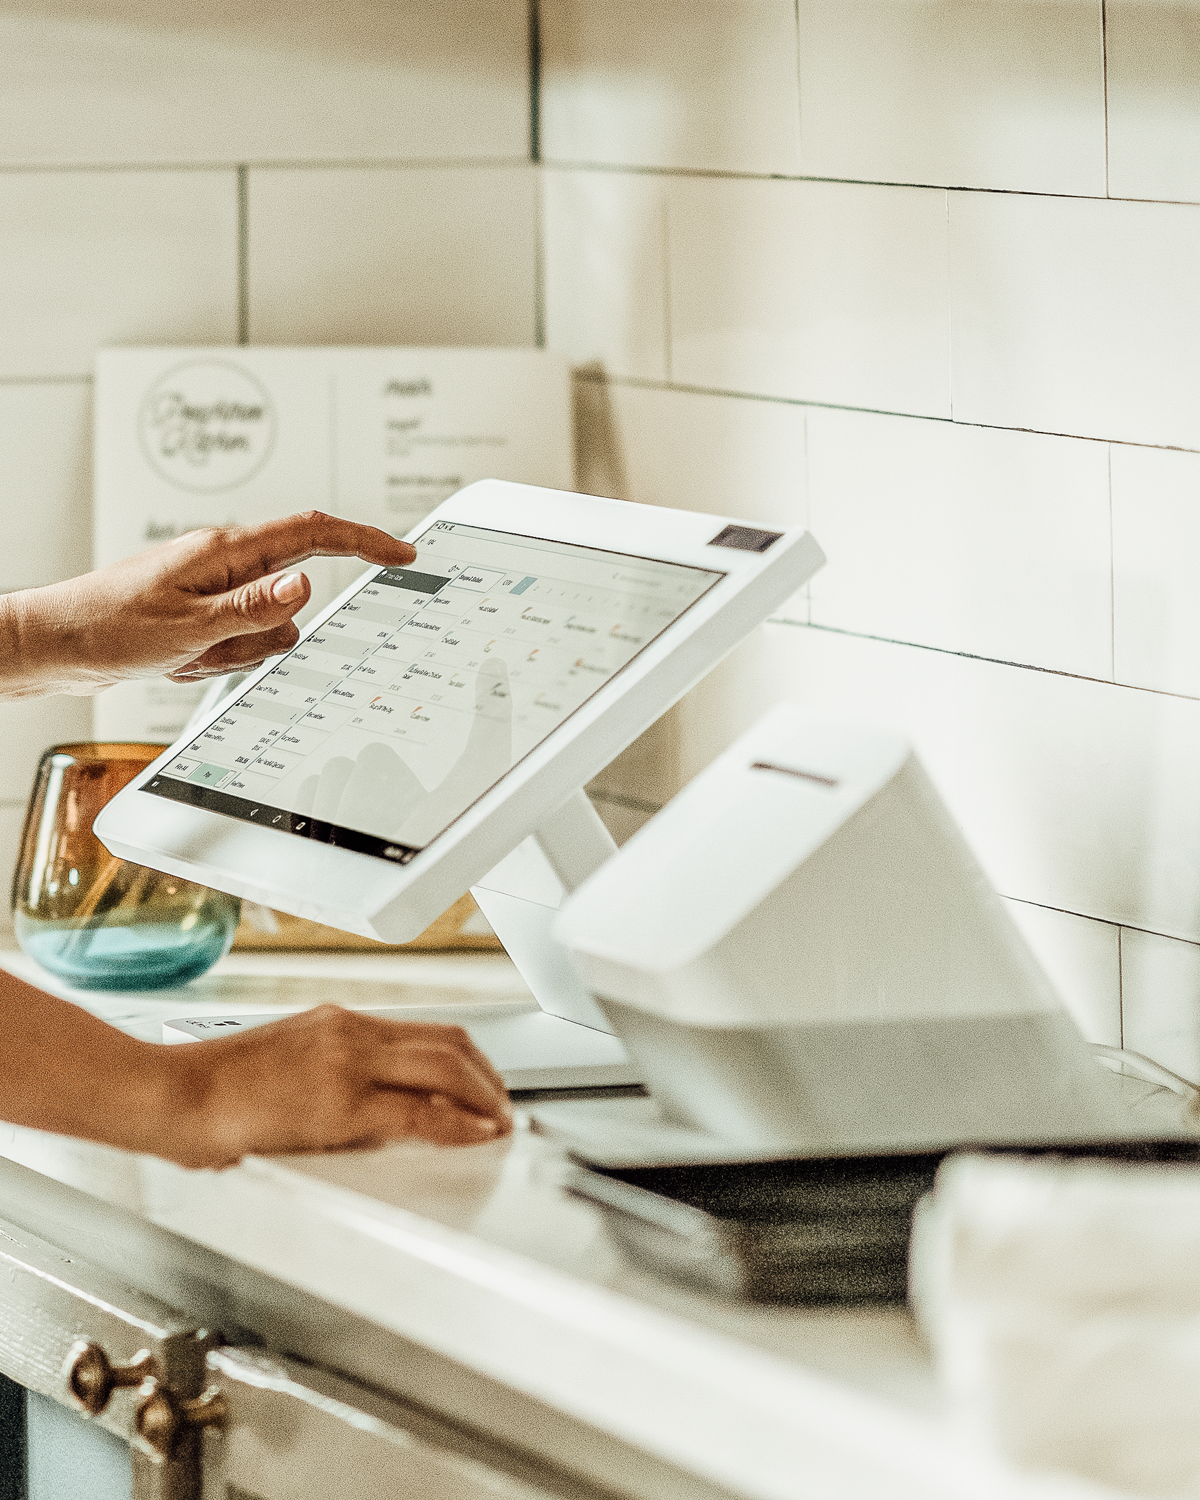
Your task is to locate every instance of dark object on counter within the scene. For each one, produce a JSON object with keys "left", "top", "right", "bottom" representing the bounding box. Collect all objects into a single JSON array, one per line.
[
  {"left": 565, "top": 1154, "right": 938, "bottom": 1305},
  {"left": 564, "top": 1137, "right": 1200, "bottom": 1306}
]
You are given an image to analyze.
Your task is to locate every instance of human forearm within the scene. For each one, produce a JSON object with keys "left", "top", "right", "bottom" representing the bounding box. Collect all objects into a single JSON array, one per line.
[
  {"left": 0, "top": 974, "right": 512, "bottom": 1168},
  {"left": 0, "top": 513, "right": 416, "bottom": 701},
  {"left": 0, "top": 971, "right": 179, "bottom": 1146},
  {"left": 0, "top": 581, "right": 123, "bottom": 699}
]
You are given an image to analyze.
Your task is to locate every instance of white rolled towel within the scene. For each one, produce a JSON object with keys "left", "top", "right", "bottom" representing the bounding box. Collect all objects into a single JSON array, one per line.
[{"left": 912, "top": 1153, "right": 1200, "bottom": 1497}]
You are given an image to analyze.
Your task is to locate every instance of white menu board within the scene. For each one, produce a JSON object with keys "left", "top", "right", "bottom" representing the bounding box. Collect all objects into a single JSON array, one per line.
[{"left": 93, "top": 346, "right": 573, "bottom": 743}]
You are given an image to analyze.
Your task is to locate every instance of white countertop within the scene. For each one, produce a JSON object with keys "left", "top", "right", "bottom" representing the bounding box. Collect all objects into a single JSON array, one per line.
[{"left": 0, "top": 946, "right": 1118, "bottom": 1500}]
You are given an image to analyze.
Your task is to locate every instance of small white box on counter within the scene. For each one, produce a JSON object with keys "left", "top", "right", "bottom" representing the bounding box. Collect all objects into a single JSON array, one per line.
[{"left": 93, "top": 346, "right": 572, "bottom": 743}]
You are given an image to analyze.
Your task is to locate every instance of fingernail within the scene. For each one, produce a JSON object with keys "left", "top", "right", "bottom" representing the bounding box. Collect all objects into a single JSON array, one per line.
[{"left": 271, "top": 573, "right": 304, "bottom": 602}]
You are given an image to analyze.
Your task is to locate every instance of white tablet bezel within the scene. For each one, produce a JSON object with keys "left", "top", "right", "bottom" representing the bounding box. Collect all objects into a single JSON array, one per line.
[{"left": 95, "top": 481, "right": 824, "bottom": 941}]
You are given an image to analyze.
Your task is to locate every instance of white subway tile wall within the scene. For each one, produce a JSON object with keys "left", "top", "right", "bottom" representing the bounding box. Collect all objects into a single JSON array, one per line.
[
  {"left": 949, "top": 191, "right": 1200, "bottom": 446},
  {"left": 1106, "top": 0, "right": 1200, "bottom": 203},
  {"left": 674, "top": 625, "right": 1200, "bottom": 943},
  {"left": 7, "top": 0, "right": 1200, "bottom": 1084},
  {"left": 540, "top": 0, "right": 802, "bottom": 175},
  {"left": 1112, "top": 445, "right": 1200, "bottom": 697},
  {"left": 1120, "top": 927, "right": 1200, "bottom": 1083},
  {"left": 0, "top": 383, "right": 93, "bottom": 590},
  {"left": 1002, "top": 900, "right": 1122, "bottom": 1049},
  {"left": 546, "top": 0, "right": 1200, "bottom": 1081},
  {"left": 0, "top": 1, "right": 530, "bottom": 167},
  {"left": 0, "top": 1, "right": 533, "bottom": 932},
  {"left": 571, "top": 377, "right": 810, "bottom": 620},
  {"left": 247, "top": 166, "right": 538, "bottom": 347},
  {"left": 572, "top": 378, "right": 807, "bottom": 527},
  {"left": 0, "top": 170, "right": 240, "bottom": 378},
  {"left": 806, "top": 409, "right": 1112, "bottom": 676},
  {"left": 795, "top": 0, "right": 1107, "bottom": 196},
  {"left": 542, "top": 169, "right": 668, "bottom": 379},
  {"left": 667, "top": 176, "right": 951, "bottom": 415}
]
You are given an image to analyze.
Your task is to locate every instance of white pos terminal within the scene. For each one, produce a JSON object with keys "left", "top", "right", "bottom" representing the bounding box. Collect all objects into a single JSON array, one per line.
[{"left": 95, "top": 480, "right": 825, "bottom": 1088}]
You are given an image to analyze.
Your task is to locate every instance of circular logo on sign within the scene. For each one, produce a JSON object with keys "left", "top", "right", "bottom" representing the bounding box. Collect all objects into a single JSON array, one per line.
[{"left": 137, "top": 359, "right": 277, "bottom": 493}]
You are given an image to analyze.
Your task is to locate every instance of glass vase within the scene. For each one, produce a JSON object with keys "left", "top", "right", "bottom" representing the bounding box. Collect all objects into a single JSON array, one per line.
[{"left": 11, "top": 742, "right": 241, "bottom": 991}]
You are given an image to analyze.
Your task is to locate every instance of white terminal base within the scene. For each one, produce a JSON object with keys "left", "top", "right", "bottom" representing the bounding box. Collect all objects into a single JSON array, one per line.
[
  {"left": 163, "top": 1006, "right": 637, "bottom": 1092},
  {"left": 164, "top": 792, "right": 643, "bottom": 1091}
]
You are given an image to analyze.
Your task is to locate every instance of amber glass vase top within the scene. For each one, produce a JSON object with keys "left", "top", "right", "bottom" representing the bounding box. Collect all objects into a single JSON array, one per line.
[{"left": 11, "top": 742, "right": 240, "bottom": 991}]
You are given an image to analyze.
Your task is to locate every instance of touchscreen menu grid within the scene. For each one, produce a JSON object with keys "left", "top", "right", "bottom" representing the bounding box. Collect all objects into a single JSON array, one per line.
[{"left": 144, "top": 522, "right": 722, "bottom": 862}]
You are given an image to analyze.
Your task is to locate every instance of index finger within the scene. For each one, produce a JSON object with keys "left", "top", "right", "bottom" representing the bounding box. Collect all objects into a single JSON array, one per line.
[{"left": 219, "top": 511, "right": 417, "bottom": 579}]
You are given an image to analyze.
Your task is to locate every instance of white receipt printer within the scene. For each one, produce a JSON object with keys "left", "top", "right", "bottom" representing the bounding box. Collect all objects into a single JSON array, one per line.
[{"left": 553, "top": 705, "right": 1129, "bottom": 1156}]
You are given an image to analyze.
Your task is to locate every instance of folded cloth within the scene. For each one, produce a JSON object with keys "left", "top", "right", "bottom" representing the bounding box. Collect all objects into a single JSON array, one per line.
[{"left": 912, "top": 1150, "right": 1200, "bottom": 1496}]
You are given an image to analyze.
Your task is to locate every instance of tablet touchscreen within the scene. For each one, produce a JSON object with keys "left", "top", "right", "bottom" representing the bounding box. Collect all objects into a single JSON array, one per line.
[{"left": 143, "top": 521, "right": 723, "bottom": 864}]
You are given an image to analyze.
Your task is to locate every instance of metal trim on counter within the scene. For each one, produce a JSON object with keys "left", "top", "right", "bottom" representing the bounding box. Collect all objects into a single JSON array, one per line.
[
  {"left": 0, "top": 1212, "right": 216, "bottom": 1499},
  {"left": 205, "top": 1346, "right": 617, "bottom": 1500}
]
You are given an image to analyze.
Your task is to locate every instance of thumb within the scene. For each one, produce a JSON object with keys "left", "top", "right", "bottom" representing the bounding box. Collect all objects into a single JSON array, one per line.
[{"left": 210, "top": 571, "right": 311, "bottom": 636}]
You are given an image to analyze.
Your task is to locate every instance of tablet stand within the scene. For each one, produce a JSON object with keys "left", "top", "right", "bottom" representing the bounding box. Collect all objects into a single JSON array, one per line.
[{"left": 469, "top": 788, "right": 640, "bottom": 1089}]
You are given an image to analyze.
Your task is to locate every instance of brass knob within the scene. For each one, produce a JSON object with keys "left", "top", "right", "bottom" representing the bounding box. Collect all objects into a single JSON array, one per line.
[
  {"left": 64, "top": 1341, "right": 156, "bottom": 1417},
  {"left": 136, "top": 1384, "right": 227, "bottom": 1463}
]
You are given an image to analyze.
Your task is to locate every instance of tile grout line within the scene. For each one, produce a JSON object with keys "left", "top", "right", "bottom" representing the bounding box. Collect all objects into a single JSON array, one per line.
[
  {"left": 0, "top": 374, "right": 91, "bottom": 388},
  {"left": 530, "top": 0, "right": 544, "bottom": 347},
  {"left": 957, "top": 891, "right": 1200, "bottom": 958},
  {"left": 533, "top": 170, "right": 546, "bottom": 349},
  {"left": 1118, "top": 925, "right": 1125, "bottom": 1048},
  {"left": 662, "top": 189, "right": 673, "bottom": 383},
  {"left": 772, "top": 617, "right": 1200, "bottom": 707},
  {"left": 573, "top": 369, "right": 1200, "bottom": 458},
  {"left": 528, "top": 0, "right": 541, "bottom": 165},
  {"left": 0, "top": 154, "right": 529, "bottom": 175},
  {"left": 538, "top": 157, "right": 1200, "bottom": 209},
  {"left": 792, "top": 0, "right": 803, "bottom": 166},
  {"left": 1108, "top": 444, "right": 1116, "bottom": 680},
  {"left": 0, "top": 155, "right": 1185, "bottom": 212},
  {"left": 236, "top": 164, "right": 249, "bottom": 345},
  {"left": 945, "top": 188, "right": 953, "bottom": 421},
  {"left": 1102, "top": 0, "right": 1111, "bottom": 199}
]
